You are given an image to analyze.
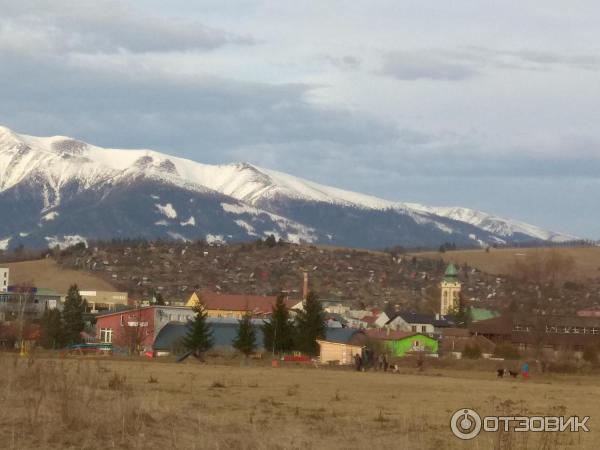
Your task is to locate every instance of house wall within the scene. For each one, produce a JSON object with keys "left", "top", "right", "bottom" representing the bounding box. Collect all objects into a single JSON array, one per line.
[
  {"left": 317, "top": 340, "right": 363, "bottom": 365},
  {"left": 384, "top": 334, "right": 438, "bottom": 357},
  {"left": 0, "top": 268, "right": 8, "bottom": 292},
  {"left": 388, "top": 317, "right": 434, "bottom": 334},
  {"left": 80, "top": 290, "right": 128, "bottom": 311},
  {"left": 96, "top": 308, "right": 156, "bottom": 350},
  {"left": 374, "top": 313, "right": 389, "bottom": 328},
  {"left": 154, "top": 307, "right": 195, "bottom": 332}
]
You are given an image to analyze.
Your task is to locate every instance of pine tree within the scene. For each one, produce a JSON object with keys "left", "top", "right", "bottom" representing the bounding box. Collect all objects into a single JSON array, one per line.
[
  {"left": 262, "top": 293, "right": 294, "bottom": 354},
  {"left": 233, "top": 312, "right": 256, "bottom": 357},
  {"left": 452, "top": 293, "right": 471, "bottom": 328},
  {"left": 154, "top": 292, "right": 165, "bottom": 305},
  {"left": 183, "top": 300, "right": 214, "bottom": 359},
  {"left": 294, "top": 291, "right": 325, "bottom": 356},
  {"left": 62, "top": 284, "right": 87, "bottom": 345},
  {"left": 40, "top": 308, "right": 64, "bottom": 349}
]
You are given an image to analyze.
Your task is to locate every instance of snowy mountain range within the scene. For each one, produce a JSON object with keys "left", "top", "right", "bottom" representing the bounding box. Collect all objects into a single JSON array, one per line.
[{"left": 0, "top": 125, "right": 576, "bottom": 250}]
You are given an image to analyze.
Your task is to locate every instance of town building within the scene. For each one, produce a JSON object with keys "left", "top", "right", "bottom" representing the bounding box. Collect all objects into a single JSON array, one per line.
[
  {"left": 95, "top": 305, "right": 196, "bottom": 351},
  {"left": 152, "top": 318, "right": 267, "bottom": 356},
  {"left": 470, "top": 314, "right": 600, "bottom": 354},
  {"left": 0, "top": 286, "right": 61, "bottom": 321},
  {"left": 0, "top": 268, "right": 9, "bottom": 292},
  {"left": 440, "top": 328, "right": 496, "bottom": 359},
  {"left": 185, "top": 291, "right": 301, "bottom": 319},
  {"left": 440, "top": 263, "right": 461, "bottom": 315},
  {"left": 80, "top": 290, "right": 129, "bottom": 312},
  {"left": 365, "top": 329, "right": 438, "bottom": 357},
  {"left": 384, "top": 311, "right": 454, "bottom": 335},
  {"left": 316, "top": 328, "right": 367, "bottom": 365}
]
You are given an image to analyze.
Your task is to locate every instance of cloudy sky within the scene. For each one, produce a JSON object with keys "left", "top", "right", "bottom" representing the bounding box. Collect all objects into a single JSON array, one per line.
[{"left": 1, "top": 0, "right": 598, "bottom": 238}]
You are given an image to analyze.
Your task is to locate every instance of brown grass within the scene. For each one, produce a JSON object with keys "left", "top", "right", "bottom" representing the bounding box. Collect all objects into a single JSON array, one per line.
[
  {"left": 0, "top": 352, "right": 597, "bottom": 449},
  {"left": 414, "top": 246, "right": 600, "bottom": 281},
  {"left": 5, "top": 259, "right": 116, "bottom": 293}
]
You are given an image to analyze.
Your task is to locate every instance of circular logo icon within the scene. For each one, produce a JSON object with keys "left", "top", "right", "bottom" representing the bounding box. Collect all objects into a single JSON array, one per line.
[{"left": 450, "top": 408, "right": 482, "bottom": 440}]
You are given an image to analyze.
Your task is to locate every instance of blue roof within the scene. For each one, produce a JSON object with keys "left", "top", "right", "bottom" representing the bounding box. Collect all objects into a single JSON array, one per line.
[
  {"left": 324, "top": 328, "right": 364, "bottom": 344},
  {"left": 153, "top": 321, "right": 266, "bottom": 351}
]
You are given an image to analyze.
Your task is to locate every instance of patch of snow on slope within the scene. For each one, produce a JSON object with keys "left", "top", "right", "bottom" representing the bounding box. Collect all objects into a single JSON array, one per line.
[
  {"left": 45, "top": 235, "right": 87, "bottom": 249},
  {"left": 206, "top": 234, "right": 225, "bottom": 245},
  {"left": 0, "top": 237, "right": 10, "bottom": 250},
  {"left": 180, "top": 216, "right": 195, "bottom": 226},
  {"left": 154, "top": 220, "right": 169, "bottom": 226},
  {"left": 235, "top": 220, "right": 256, "bottom": 236},
  {"left": 42, "top": 211, "right": 59, "bottom": 221},
  {"left": 19, "top": 232, "right": 29, "bottom": 237},
  {"left": 221, "top": 202, "right": 261, "bottom": 215},
  {"left": 155, "top": 203, "right": 177, "bottom": 219},
  {"left": 167, "top": 232, "right": 190, "bottom": 242},
  {"left": 416, "top": 206, "right": 576, "bottom": 243}
]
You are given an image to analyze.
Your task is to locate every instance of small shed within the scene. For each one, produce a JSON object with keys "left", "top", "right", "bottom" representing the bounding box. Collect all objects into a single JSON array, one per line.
[{"left": 317, "top": 328, "right": 367, "bottom": 365}]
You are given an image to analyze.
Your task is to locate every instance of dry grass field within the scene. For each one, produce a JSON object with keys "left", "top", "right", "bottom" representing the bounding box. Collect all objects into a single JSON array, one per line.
[
  {"left": 415, "top": 247, "right": 600, "bottom": 281},
  {"left": 5, "top": 259, "right": 116, "bottom": 293},
  {"left": 1, "top": 353, "right": 598, "bottom": 450}
]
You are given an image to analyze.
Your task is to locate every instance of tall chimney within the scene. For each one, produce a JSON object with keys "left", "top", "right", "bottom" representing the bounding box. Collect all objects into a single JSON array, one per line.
[{"left": 303, "top": 271, "right": 308, "bottom": 300}]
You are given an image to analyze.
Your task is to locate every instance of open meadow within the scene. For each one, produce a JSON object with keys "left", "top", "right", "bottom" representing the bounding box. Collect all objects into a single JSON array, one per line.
[
  {"left": 414, "top": 246, "right": 600, "bottom": 281},
  {"left": 1, "top": 353, "right": 598, "bottom": 450},
  {"left": 4, "top": 259, "right": 116, "bottom": 293}
]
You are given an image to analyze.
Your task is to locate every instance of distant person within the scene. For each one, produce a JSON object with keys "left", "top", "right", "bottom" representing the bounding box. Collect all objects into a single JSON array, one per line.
[
  {"left": 354, "top": 353, "right": 362, "bottom": 372},
  {"left": 383, "top": 354, "right": 389, "bottom": 372},
  {"left": 521, "top": 362, "right": 529, "bottom": 379}
]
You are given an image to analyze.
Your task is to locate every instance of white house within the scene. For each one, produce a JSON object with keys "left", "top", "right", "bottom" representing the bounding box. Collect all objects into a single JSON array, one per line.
[{"left": 0, "top": 268, "right": 8, "bottom": 292}]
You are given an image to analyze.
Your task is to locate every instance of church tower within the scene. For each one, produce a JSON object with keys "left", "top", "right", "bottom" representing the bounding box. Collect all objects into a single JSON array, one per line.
[{"left": 440, "top": 263, "right": 461, "bottom": 316}]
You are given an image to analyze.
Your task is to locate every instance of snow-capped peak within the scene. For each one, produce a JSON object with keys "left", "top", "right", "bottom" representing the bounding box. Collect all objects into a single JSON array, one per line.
[{"left": 0, "top": 125, "right": 578, "bottom": 245}]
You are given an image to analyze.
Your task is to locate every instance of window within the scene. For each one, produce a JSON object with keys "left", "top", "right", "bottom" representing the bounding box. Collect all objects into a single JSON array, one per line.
[
  {"left": 411, "top": 325, "right": 417, "bottom": 332},
  {"left": 592, "top": 328, "right": 598, "bottom": 335},
  {"left": 573, "top": 327, "right": 580, "bottom": 334},
  {"left": 421, "top": 325, "right": 427, "bottom": 333},
  {"left": 100, "top": 328, "right": 113, "bottom": 343},
  {"left": 120, "top": 316, "right": 124, "bottom": 326}
]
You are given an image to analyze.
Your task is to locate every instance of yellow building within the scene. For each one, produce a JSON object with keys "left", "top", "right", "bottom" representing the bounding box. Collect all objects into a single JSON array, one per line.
[
  {"left": 80, "top": 290, "right": 128, "bottom": 312},
  {"left": 186, "top": 291, "right": 296, "bottom": 319},
  {"left": 440, "top": 263, "right": 461, "bottom": 316}
]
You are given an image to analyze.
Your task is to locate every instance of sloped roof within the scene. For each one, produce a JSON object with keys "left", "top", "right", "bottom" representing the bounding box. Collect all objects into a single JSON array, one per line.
[
  {"left": 324, "top": 328, "right": 365, "bottom": 344},
  {"left": 190, "top": 291, "right": 298, "bottom": 314},
  {"left": 444, "top": 263, "right": 459, "bottom": 281},
  {"left": 365, "top": 329, "right": 421, "bottom": 341},
  {"left": 389, "top": 311, "right": 454, "bottom": 327}
]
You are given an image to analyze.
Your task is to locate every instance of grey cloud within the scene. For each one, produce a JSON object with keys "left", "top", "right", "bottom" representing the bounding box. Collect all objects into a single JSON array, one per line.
[
  {"left": 381, "top": 51, "right": 479, "bottom": 81},
  {"left": 381, "top": 47, "right": 600, "bottom": 82},
  {"left": 0, "top": 0, "right": 253, "bottom": 53},
  {"left": 316, "top": 54, "right": 362, "bottom": 70}
]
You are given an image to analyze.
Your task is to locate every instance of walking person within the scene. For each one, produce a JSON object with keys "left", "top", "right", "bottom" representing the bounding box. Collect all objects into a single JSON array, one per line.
[{"left": 521, "top": 362, "right": 529, "bottom": 380}]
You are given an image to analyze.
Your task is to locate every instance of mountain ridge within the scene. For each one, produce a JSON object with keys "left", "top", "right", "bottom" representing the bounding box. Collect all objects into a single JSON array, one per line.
[{"left": 0, "top": 125, "right": 577, "bottom": 250}]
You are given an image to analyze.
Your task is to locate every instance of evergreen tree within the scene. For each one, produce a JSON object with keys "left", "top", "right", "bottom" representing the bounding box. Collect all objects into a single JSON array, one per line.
[
  {"left": 154, "top": 292, "right": 165, "bottom": 305},
  {"left": 451, "top": 293, "right": 471, "bottom": 328},
  {"left": 294, "top": 291, "right": 325, "bottom": 356},
  {"left": 183, "top": 300, "right": 214, "bottom": 359},
  {"left": 263, "top": 293, "right": 294, "bottom": 354},
  {"left": 40, "top": 308, "right": 64, "bottom": 349},
  {"left": 62, "top": 284, "right": 87, "bottom": 345},
  {"left": 264, "top": 234, "right": 277, "bottom": 248},
  {"left": 233, "top": 312, "right": 256, "bottom": 357}
]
